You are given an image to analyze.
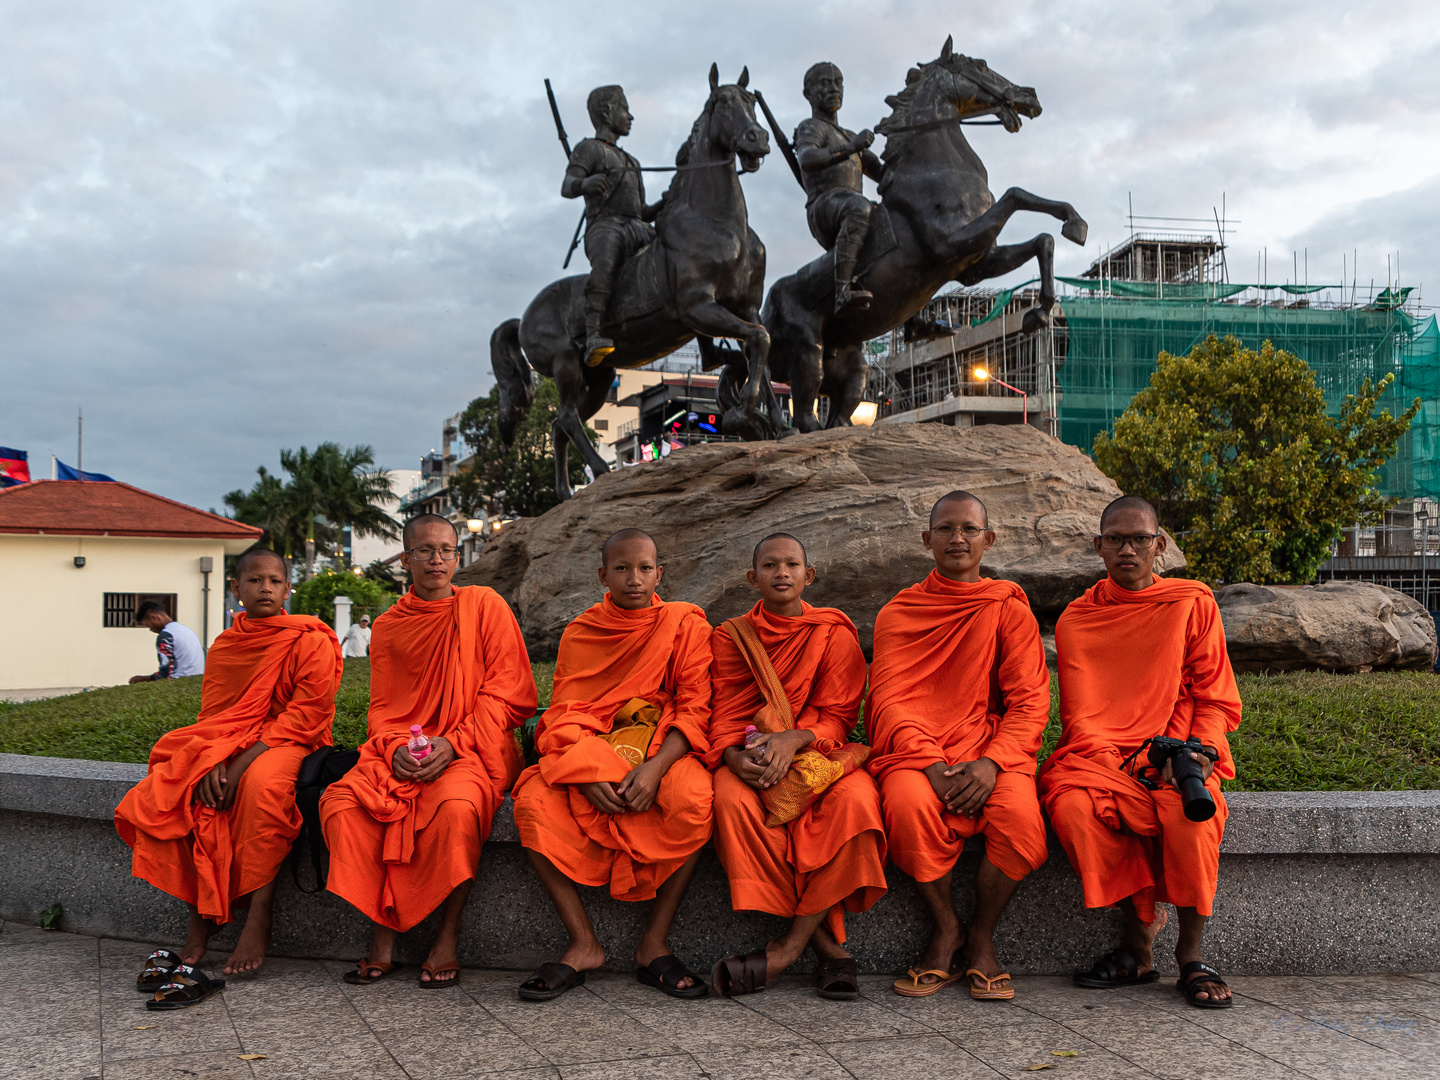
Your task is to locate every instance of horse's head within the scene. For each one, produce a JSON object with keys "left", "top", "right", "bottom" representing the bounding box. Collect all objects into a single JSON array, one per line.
[
  {"left": 879, "top": 35, "right": 1042, "bottom": 138},
  {"left": 700, "top": 63, "right": 769, "bottom": 172}
]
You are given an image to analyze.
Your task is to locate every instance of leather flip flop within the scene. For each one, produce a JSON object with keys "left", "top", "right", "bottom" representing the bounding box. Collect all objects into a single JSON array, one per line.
[
  {"left": 419, "top": 961, "right": 461, "bottom": 989},
  {"left": 966, "top": 969, "right": 1015, "bottom": 1000},
  {"left": 343, "top": 958, "right": 404, "bottom": 985}
]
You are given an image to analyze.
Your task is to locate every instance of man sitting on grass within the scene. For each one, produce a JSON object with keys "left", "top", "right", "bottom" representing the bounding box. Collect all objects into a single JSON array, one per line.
[
  {"left": 1039, "top": 495, "right": 1240, "bottom": 1008},
  {"left": 115, "top": 548, "right": 342, "bottom": 1006}
]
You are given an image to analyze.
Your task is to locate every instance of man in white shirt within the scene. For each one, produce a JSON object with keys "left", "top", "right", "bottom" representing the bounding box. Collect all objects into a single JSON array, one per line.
[
  {"left": 129, "top": 600, "right": 205, "bottom": 682},
  {"left": 341, "top": 614, "right": 372, "bottom": 658}
]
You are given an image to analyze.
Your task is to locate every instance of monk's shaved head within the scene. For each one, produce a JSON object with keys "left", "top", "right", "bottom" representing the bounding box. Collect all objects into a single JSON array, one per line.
[
  {"left": 1099, "top": 495, "right": 1159, "bottom": 532},
  {"left": 403, "top": 513, "right": 458, "bottom": 549},
  {"left": 753, "top": 532, "right": 807, "bottom": 568},
  {"left": 602, "top": 528, "right": 658, "bottom": 567},
  {"left": 929, "top": 490, "right": 988, "bottom": 529},
  {"left": 233, "top": 547, "right": 289, "bottom": 579}
]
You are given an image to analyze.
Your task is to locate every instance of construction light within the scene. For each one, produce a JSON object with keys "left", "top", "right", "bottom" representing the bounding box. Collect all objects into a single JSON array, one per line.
[{"left": 973, "top": 366, "right": 990, "bottom": 381}]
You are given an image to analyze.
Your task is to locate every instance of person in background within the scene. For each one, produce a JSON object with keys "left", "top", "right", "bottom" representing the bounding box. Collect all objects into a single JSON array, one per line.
[
  {"left": 130, "top": 600, "right": 205, "bottom": 683},
  {"left": 341, "top": 614, "right": 372, "bottom": 658}
]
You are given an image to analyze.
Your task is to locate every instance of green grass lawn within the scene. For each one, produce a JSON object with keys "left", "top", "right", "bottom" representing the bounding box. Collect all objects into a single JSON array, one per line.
[{"left": 2, "top": 664, "right": 1436, "bottom": 791}]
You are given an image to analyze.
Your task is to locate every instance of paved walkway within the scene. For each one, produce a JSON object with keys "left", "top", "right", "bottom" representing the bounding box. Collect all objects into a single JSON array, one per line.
[{"left": 4, "top": 921, "right": 1435, "bottom": 1080}]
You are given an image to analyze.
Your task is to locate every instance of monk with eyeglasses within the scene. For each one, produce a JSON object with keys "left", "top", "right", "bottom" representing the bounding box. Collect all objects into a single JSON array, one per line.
[
  {"left": 321, "top": 513, "right": 537, "bottom": 987},
  {"left": 1039, "top": 495, "right": 1239, "bottom": 1008},
  {"left": 868, "top": 491, "right": 1050, "bottom": 1000}
]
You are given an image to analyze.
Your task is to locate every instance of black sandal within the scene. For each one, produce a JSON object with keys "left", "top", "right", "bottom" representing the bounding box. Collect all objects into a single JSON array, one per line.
[
  {"left": 146, "top": 965, "right": 226, "bottom": 1010},
  {"left": 518, "top": 962, "right": 585, "bottom": 1001},
  {"left": 136, "top": 949, "right": 182, "bottom": 992},
  {"left": 1178, "top": 961, "right": 1233, "bottom": 1009},
  {"left": 639, "top": 955, "right": 708, "bottom": 999},
  {"left": 712, "top": 950, "right": 767, "bottom": 998},
  {"left": 817, "top": 957, "right": 859, "bottom": 1000},
  {"left": 1074, "top": 948, "right": 1160, "bottom": 988}
]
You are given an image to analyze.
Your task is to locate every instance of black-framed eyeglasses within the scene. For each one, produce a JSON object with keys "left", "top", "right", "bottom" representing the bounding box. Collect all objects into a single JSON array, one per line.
[
  {"left": 406, "top": 545, "right": 462, "bottom": 562},
  {"left": 1097, "top": 533, "right": 1159, "bottom": 550},
  {"left": 931, "top": 525, "right": 988, "bottom": 539}
]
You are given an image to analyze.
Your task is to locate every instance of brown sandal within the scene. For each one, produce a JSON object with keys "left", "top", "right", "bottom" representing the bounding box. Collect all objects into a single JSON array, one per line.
[
  {"left": 712, "top": 950, "right": 767, "bottom": 997},
  {"left": 343, "top": 958, "right": 404, "bottom": 985},
  {"left": 419, "top": 961, "right": 461, "bottom": 989},
  {"left": 966, "top": 969, "right": 1015, "bottom": 1000}
]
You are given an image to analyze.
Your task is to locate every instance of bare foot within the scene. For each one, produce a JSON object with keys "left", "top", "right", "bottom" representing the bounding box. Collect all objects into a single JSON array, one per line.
[
  {"left": 1122, "top": 906, "right": 1169, "bottom": 976},
  {"left": 911, "top": 919, "right": 967, "bottom": 987},
  {"left": 810, "top": 924, "right": 851, "bottom": 964},
  {"left": 961, "top": 928, "right": 1005, "bottom": 980},
  {"left": 180, "top": 907, "right": 214, "bottom": 966},
  {"left": 561, "top": 939, "right": 607, "bottom": 975},
  {"left": 223, "top": 905, "right": 271, "bottom": 976},
  {"left": 636, "top": 941, "right": 694, "bottom": 990}
]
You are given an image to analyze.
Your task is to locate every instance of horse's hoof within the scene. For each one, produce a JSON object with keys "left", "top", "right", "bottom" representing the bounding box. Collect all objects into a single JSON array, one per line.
[
  {"left": 1062, "top": 217, "right": 1088, "bottom": 246},
  {"left": 1022, "top": 307, "right": 1050, "bottom": 335}
]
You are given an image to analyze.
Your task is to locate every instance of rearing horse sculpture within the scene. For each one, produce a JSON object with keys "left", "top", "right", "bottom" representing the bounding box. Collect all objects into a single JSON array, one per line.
[
  {"left": 491, "top": 66, "right": 770, "bottom": 500},
  {"left": 748, "top": 37, "right": 1088, "bottom": 432}
]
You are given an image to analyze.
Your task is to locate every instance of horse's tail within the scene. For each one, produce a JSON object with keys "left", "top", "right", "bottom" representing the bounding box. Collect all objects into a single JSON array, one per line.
[{"left": 491, "top": 319, "right": 534, "bottom": 446}]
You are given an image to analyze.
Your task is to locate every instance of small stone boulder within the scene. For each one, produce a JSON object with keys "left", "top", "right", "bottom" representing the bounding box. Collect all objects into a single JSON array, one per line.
[
  {"left": 456, "top": 423, "right": 1184, "bottom": 656},
  {"left": 1217, "top": 581, "right": 1439, "bottom": 673}
]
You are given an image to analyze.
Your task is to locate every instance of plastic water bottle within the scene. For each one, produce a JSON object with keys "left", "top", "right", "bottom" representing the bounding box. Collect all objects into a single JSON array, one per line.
[
  {"left": 744, "top": 724, "right": 762, "bottom": 750},
  {"left": 407, "top": 725, "right": 432, "bottom": 761}
]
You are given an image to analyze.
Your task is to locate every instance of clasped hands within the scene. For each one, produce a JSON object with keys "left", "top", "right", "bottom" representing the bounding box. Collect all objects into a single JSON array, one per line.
[
  {"left": 925, "top": 756, "right": 999, "bottom": 818},
  {"left": 391, "top": 736, "right": 457, "bottom": 783},
  {"left": 580, "top": 728, "right": 692, "bottom": 815},
  {"left": 193, "top": 741, "right": 269, "bottom": 811},
  {"left": 722, "top": 729, "right": 814, "bottom": 791}
]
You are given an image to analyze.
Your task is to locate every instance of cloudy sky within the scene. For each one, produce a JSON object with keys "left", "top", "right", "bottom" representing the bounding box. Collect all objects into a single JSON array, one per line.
[{"left": 3, "top": 0, "right": 1438, "bottom": 509}]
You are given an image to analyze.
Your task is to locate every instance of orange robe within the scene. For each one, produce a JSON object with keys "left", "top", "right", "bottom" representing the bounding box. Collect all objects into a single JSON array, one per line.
[
  {"left": 706, "top": 601, "right": 887, "bottom": 943},
  {"left": 115, "top": 612, "right": 342, "bottom": 923},
  {"left": 320, "top": 586, "right": 535, "bottom": 932},
  {"left": 1039, "top": 576, "right": 1242, "bottom": 922},
  {"left": 867, "top": 572, "right": 1051, "bottom": 884},
  {"left": 512, "top": 594, "right": 713, "bottom": 902}
]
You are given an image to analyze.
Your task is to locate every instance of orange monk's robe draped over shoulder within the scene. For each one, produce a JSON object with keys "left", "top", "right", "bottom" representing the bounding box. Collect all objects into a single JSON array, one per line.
[
  {"left": 706, "top": 600, "right": 886, "bottom": 943},
  {"left": 320, "top": 585, "right": 536, "bottom": 932},
  {"left": 115, "top": 613, "right": 342, "bottom": 923},
  {"left": 512, "top": 593, "right": 713, "bottom": 902},
  {"left": 1039, "top": 575, "right": 1242, "bottom": 922},
  {"left": 866, "top": 572, "right": 1051, "bottom": 884}
]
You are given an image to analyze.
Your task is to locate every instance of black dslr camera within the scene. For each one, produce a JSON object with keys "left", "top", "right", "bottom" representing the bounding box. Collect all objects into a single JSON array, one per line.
[{"left": 1145, "top": 736, "right": 1220, "bottom": 822}]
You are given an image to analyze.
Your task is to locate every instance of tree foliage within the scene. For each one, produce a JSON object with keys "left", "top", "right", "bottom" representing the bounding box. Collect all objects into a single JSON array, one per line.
[
  {"left": 224, "top": 443, "right": 396, "bottom": 576},
  {"left": 452, "top": 379, "right": 595, "bottom": 519},
  {"left": 1093, "top": 335, "right": 1420, "bottom": 586},
  {"left": 290, "top": 569, "right": 395, "bottom": 626}
]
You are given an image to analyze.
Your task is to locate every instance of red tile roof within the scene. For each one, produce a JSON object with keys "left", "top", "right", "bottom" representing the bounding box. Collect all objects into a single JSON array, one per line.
[{"left": 0, "top": 480, "right": 263, "bottom": 541}]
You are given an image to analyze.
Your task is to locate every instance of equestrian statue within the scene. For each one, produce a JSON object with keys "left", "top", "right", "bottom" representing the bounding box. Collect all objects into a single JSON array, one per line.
[
  {"left": 729, "top": 37, "right": 1089, "bottom": 432},
  {"left": 491, "top": 66, "right": 772, "bottom": 500}
]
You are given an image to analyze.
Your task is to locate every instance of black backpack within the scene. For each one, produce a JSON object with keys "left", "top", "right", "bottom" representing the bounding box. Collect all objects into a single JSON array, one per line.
[{"left": 290, "top": 744, "right": 361, "bottom": 893}]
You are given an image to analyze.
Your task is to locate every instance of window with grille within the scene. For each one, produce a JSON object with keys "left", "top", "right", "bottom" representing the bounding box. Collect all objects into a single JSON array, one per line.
[
  {"left": 103, "top": 592, "right": 176, "bottom": 628},
  {"left": 593, "top": 419, "right": 609, "bottom": 431}
]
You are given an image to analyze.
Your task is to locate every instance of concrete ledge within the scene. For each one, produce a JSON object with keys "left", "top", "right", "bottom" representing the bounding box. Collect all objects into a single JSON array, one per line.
[{"left": 1, "top": 752, "right": 1437, "bottom": 975}]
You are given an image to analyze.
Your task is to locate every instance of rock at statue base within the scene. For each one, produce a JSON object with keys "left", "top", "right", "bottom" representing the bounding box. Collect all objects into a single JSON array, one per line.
[
  {"left": 456, "top": 424, "right": 1185, "bottom": 656},
  {"left": 1217, "top": 581, "right": 1439, "bottom": 673}
]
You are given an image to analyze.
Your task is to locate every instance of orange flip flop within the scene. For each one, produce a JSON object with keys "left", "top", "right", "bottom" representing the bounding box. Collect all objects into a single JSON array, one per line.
[
  {"left": 893, "top": 966, "right": 965, "bottom": 997},
  {"left": 966, "top": 969, "right": 1015, "bottom": 1000}
]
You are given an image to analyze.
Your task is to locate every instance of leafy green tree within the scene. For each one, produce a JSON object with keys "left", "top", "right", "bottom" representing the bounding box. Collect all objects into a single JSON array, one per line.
[
  {"left": 453, "top": 379, "right": 595, "bottom": 519},
  {"left": 279, "top": 443, "right": 395, "bottom": 577},
  {"left": 362, "top": 558, "right": 405, "bottom": 594},
  {"left": 291, "top": 569, "right": 395, "bottom": 627},
  {"left": 223, "top": 466, "right": 326, "bottom": 560},
  {"left": 1093, "top": 335, "right": 1420, "bottom": 585}
]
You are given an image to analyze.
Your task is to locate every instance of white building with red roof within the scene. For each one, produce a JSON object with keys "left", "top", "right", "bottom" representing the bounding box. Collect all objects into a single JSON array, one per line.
[{"left": 0, "top": 480, "right": 262, "bottom": 697}]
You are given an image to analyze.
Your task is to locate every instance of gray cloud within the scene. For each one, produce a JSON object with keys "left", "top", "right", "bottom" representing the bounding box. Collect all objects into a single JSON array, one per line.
[{"left": 2, "top": 0, "right": 1437, "bottom": 507}]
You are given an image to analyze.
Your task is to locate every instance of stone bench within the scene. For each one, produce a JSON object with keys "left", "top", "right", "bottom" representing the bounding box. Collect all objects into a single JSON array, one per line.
[{"left": 2, "top": 752, "right": 1436, "bottom": 976}]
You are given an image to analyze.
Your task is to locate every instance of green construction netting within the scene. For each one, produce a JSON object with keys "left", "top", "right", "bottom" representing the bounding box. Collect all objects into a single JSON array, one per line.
[
  {"left": 1057, "top": 278, "right": 1334, "bottom": 300},
  {"left": 1056, "top": 296, "right": 1440, "bottom": 500}
]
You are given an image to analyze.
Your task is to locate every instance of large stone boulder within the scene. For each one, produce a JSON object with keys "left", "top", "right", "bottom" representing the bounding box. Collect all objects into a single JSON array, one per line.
[
  {"left": 456, "top": 423, "right": 1185, "bottom": 656},
  {"left": 1217, "top": 581, "right": 1439, "bottom": 673}
]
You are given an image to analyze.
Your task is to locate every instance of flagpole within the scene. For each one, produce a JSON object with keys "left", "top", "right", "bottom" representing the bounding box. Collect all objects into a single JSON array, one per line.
[{"left": 77, "top": 409, "right": 83, "bottom": 477}]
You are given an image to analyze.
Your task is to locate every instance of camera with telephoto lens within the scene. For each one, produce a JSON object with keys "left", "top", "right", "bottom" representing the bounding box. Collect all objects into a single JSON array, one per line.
[{"left": 1146, "top": 736, "right": 1220, "bottom": 822}]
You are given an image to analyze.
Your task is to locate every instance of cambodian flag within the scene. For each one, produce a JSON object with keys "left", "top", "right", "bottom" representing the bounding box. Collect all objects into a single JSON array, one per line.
[{"left": 0, "top": 447, "right": 29, "bottom": 488}]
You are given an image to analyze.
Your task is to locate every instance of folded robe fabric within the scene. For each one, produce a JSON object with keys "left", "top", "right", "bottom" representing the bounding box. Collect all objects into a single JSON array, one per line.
[
  {"left": 115, "top": 612, "right": 342, "bottom": 923},
  {"left": 512, "top": 593, "right": 714, "bottom": 901},
  {"left": 866, "top": 572, "right": 1051, "bottom": 882},
  {"left": 707, "top": 600, "right": 886, "bottom": 941},
  {"left": 1039, "top": 575, "right": 1242, "bottom": 920},
  {"left": 320, "top": 585, "right": 536, "bottom": 931}
]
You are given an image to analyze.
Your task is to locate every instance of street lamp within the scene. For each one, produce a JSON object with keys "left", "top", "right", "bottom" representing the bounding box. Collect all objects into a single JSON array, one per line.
[{"left": 972, "top": 366, "right": 1027, "bottom": 426}]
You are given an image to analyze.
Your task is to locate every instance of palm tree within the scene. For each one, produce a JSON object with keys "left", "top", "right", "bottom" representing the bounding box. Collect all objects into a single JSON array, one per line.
[
  {"left": 223, "top": 466, "right": 321, "bottom": 559},
  {"left": 279, "top": 443, "right": 398, "bottom": 577}
]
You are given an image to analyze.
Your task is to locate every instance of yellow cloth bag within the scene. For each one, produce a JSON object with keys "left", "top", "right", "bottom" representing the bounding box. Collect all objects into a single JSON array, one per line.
[{"left": 601, "top": 697, "right": 660, "bottom": 766}]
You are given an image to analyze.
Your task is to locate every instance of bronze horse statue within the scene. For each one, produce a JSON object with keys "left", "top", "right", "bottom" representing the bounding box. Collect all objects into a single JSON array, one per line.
[
  {"left": 744, "top": 37, "right": 1088, "bottom": 432},
  {"left": 492, "top": 66, "right": 771, "bottom": 499}
]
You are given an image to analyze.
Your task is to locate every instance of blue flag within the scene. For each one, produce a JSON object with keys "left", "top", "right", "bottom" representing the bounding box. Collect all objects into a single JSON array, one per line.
[{"left": 56, "top": 459, "right": 115, "bottom": 482}]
